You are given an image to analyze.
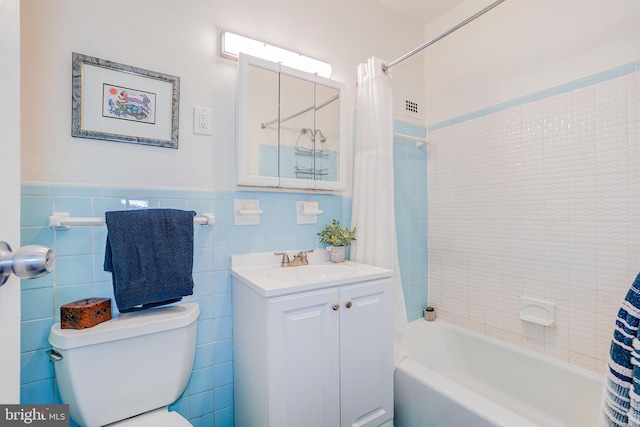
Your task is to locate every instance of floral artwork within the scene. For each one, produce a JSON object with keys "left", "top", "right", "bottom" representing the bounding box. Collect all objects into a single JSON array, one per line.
[{"left": 103, "top": 85, "right": 156, "bottom": 124}]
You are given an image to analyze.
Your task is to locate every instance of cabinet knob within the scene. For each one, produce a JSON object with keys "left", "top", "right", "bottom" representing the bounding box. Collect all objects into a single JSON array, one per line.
[
  {"left": 332, "top": 303, "right": 339, "bottom": 311},
  {"left": 345, "top": 301, "right": 352, "bottom": 309}
]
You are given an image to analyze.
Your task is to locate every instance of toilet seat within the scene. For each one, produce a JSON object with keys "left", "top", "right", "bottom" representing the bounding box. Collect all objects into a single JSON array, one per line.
[{"left": 108, "top": 407, "right": 192, "bottom": 427}]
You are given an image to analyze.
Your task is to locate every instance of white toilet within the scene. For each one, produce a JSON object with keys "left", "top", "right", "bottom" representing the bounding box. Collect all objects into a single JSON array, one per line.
[{"left": 48, "top": 302, "right": 200, "bottom": 427}]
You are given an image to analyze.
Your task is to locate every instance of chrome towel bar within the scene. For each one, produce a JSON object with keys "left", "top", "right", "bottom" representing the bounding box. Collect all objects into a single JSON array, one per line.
[{"left": 48, "top": 212, "right": 215, "bottom": 229}]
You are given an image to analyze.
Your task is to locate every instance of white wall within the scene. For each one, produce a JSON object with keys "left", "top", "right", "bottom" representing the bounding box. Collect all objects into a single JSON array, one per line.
[
  {"left": 424, "top": 0, "right": 640, "bottom": 124},
  {"left": 20, "top": 0, "right": 425, "bottom": 192}
]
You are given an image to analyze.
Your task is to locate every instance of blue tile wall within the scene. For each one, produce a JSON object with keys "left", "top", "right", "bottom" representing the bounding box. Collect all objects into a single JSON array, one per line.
[
  {"left": 394, "top": 120, "right": 429, "bottom": 321},
  {"left": 19, "top": 185, "right": 352, "bottom": 426},
  {"left": 19, "top": 121, "right": 428, "bottom": 423}
]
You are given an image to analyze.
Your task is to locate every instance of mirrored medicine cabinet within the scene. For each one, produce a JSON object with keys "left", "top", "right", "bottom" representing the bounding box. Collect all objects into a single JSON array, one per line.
[{"left": 236, "top": 53, "right": 346, "bottom": 190}]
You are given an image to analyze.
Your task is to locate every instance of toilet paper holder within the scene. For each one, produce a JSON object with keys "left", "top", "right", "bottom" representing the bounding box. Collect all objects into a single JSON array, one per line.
[{"left": 0, "top": 241, "right": 55, "bottom": 286}]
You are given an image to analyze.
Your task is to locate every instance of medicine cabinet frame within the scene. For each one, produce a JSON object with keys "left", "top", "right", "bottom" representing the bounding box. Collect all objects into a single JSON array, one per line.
[{"left": 236, "top": 53, "right": 346, "bottom": 190}]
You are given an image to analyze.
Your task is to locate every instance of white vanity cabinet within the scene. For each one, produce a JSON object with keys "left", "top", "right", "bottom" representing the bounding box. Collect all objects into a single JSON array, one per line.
[{"left": 231, "top": 255, "right": 393, "bottom": 427}]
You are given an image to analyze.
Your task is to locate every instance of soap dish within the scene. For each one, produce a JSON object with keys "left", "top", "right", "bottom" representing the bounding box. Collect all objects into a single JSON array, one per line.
[{"left": 520, "top": 296, "right": 556, "bottom": 327}]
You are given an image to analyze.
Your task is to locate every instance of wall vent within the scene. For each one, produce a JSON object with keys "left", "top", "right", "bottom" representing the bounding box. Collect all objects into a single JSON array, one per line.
[{"left": 402, "top": 98, "right": 421, "bottom": 119}]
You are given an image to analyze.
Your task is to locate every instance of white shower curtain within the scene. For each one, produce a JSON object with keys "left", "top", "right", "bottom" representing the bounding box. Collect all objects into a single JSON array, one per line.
[{"left": 351, "top": 57, "right": 408, "bottom": 368}]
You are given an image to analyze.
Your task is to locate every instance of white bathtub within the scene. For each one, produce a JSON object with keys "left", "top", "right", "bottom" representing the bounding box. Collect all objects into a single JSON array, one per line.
[{"left": 394, "top": 320, "right": 603, "bottom": 427}]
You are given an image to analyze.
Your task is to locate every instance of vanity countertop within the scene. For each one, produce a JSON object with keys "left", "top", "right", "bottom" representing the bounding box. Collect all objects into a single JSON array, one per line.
[{"left": 231, "top": 251, "right": 392, "bottom": 297}]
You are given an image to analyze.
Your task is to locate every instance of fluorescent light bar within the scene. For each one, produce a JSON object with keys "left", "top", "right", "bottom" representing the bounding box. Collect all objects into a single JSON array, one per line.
[{"left": 221, "top": 31, "right": 332, "bottom": 78}]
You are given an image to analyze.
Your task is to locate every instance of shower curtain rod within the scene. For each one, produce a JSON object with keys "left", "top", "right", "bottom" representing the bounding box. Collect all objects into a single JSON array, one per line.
[{"left": 382, "top": 0, "right": 507, "bottom": 73}]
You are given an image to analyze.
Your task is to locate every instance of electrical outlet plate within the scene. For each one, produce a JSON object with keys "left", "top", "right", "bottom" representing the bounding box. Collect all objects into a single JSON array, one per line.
[{"left": 194, "top": 106, "right": 213, "bottom": 135}]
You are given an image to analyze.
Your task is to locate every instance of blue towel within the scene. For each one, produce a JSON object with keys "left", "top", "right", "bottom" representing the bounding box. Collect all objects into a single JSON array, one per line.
[
  {"left": 104, "top": 208, "right": 196, "bottom": 312},
  {"left": 602, "top": 272, "right": 640, "bottom": 426}
]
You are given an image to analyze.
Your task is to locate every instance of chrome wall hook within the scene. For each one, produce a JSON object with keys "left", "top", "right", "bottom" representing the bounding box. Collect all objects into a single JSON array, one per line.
[{"left": 0, "top": 241, "right": 55, "bottom": 286}]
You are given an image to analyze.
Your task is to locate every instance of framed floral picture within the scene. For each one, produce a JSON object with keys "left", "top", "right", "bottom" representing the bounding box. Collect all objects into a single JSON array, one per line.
[{"left": 71, "top": 52, "right": 180, "bottom": 148}]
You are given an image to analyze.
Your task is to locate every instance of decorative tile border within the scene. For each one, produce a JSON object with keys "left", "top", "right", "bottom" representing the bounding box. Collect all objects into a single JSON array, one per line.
[{"left": 429, "top": 60, "right": 640, "bottom": 131}]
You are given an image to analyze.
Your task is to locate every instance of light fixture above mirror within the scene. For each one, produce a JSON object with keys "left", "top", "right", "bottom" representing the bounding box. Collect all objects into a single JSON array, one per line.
[{"left": 220, "top": 31, "right": 332, "bottom": 78}]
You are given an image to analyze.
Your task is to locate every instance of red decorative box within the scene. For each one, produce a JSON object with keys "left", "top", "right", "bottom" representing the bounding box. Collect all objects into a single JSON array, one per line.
[{"left": 60, "top": 298, "right": 112, "bottom": 329}]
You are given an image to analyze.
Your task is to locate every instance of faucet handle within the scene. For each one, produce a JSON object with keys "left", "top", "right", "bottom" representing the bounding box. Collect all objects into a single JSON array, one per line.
[
  {"left": 296, "top": 249, "right": 314, "bottom": 264},
  {"left": 274, "top": 252, "right": 290, "bottom": 267}
]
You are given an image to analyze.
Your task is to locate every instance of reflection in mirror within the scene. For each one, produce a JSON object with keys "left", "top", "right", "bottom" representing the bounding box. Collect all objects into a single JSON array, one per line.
[
  {"left": 247, "top": 65, "right": 279, "bottom": 178},
  {"left": 279, "top": 73, "right": 315, "bottom": 181},
  {"left": 314, "top": 83, "right": 340, "bottom": 182},
  {"left": 237, "top": 53, "right": 345, "bottom": 190}
]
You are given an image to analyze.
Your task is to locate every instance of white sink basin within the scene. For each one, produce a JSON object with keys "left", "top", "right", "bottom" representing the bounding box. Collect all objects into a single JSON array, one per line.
[
  {"left": 230, "top": 251, "right": 393, "bottom": 297},
  {"left": 266, "top": 264, "right": 356, "bottom": 282}
]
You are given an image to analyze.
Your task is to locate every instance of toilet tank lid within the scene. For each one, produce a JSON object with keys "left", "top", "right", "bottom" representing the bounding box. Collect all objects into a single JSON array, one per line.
[{"left": 49, "top": 302, "right": 200, "bottom": 350}]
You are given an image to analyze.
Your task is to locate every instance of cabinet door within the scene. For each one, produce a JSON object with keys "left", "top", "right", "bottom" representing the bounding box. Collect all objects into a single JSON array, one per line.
[
  {"left": 237, "top": 56, "right": 281, "bottom": 187},
  {"left": 313, "top": 80, "right": 343, "bottom": 190},
  {"left": 279, "top": 70, "right": 316, "bottom": 188},
  {"left": 268, "top": 288, "right": 341, "bottom": 427},
  {"left": 237, "top": 54, "right": 345, "bottom": 190},
  {"left": 340, "top": 279, "right": 393, "bottom": 427}
]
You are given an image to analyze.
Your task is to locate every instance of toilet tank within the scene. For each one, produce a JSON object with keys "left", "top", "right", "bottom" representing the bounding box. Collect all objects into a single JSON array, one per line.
[{"left": 49, "top": 302, "right": 200, "bottom": 427}]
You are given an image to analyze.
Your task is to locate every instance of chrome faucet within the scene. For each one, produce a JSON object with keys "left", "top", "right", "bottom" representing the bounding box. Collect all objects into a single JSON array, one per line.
[{"left": 274, "top": 250, "right": 314, "bottom": 267}]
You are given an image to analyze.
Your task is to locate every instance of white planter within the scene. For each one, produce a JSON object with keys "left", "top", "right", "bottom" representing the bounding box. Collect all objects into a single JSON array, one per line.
[{"left": 328, "top": 246, "right": 346, "bottom": 263}]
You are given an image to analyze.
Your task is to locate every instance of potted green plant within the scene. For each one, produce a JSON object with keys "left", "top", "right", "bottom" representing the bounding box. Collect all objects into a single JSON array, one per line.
[
  {"left": 317, "top": 219, "right": 356, "bottom": 262},
  {"left": 424, "top": 306, "right": 436, "bottom": 321}
]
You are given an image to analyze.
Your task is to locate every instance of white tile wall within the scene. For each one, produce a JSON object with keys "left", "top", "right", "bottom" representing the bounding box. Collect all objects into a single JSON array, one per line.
[{"left": 428, "top": 70, "right": 640, "bottom": 374}]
